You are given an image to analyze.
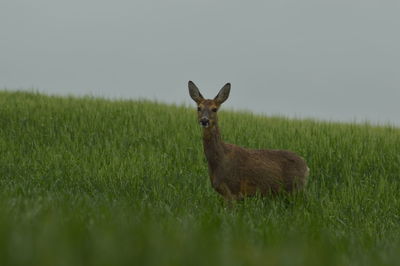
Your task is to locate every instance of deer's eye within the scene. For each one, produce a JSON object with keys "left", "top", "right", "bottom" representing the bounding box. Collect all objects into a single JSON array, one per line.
[
  {"left": 197, "top": 107, "right": 201, "bottom": 112},
  {"left": 212, "top": 108, "right": 218, "bottom": 112}
]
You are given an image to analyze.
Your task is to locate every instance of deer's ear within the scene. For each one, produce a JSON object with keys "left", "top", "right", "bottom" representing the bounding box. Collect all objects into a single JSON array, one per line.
[
  {"left": 188, "top": 81, "right": 204, "bottom": 103},
  {"left": 214, "top": 83, "right": 231, "bottom": 104}
]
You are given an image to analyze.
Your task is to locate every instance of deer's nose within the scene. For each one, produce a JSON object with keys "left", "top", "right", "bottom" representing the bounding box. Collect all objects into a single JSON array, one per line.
[{"left": 200, "top": 117, "right": 210, "bottom": 127}]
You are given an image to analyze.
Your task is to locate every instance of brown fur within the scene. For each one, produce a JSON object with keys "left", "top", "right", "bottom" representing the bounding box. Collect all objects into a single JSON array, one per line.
[{"left": 189, "top": 81, "right": 309, "bottom": 200}]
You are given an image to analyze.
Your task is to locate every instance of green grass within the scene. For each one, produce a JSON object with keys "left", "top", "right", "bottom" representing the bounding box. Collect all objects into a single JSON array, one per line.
[{"left": 0, "top": 91, "right": 399, "bottom": 266}]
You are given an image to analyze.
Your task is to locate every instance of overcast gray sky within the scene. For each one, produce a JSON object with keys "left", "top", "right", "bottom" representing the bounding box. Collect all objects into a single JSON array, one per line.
[{"left": 1, "top": 0, "right": 399, "bottom": 125}]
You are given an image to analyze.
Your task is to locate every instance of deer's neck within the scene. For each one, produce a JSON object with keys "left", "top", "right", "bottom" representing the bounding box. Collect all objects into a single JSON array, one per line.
[{"left": 202, "top": 124, "right": 225, "bottom": 171}]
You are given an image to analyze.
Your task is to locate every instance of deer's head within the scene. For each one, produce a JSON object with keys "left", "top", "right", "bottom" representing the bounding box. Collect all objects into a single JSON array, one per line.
[{"left": 188, "top": 81, "right": 231, "bottom": 128}]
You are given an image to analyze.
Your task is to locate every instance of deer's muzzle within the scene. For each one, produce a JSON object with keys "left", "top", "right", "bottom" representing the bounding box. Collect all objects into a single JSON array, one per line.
[{"left": 200, "top": 117, "right": 210, "bottom": 128}]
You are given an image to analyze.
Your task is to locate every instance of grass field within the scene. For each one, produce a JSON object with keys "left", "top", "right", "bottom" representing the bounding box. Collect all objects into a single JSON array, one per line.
[{"left": 0, "top": 91, "right": 399, "bottom": 266}]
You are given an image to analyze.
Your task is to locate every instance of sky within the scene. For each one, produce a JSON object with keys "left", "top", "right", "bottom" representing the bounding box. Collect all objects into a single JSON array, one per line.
[{"left": 1, "top": 0, "right": 399, "bottom": 125}]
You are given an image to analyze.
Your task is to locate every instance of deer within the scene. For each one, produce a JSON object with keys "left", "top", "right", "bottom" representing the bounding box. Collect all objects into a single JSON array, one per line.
[{"left": 188, "top": 81, "right": 309, "bottom": 201}]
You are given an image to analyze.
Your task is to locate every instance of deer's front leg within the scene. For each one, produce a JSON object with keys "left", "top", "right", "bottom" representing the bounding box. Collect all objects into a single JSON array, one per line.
[{"left": 219, "top": 182, "right": 244, "bottom": 209}]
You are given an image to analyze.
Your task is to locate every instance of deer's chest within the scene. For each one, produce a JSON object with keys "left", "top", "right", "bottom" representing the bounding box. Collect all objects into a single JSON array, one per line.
[{"left": 209, "top": 168, "right": 241, "bottom": 194}]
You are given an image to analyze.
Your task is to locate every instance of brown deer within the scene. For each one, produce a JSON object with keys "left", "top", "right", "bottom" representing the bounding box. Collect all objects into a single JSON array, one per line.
[{"left": 188, "top": 81, "right": 309, "bottom": 201}]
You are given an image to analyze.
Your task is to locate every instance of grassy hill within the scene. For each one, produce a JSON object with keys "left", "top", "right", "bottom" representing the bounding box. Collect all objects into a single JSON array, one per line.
[{"left": 0, "top": 91, "right": 399, "bottom": 266}]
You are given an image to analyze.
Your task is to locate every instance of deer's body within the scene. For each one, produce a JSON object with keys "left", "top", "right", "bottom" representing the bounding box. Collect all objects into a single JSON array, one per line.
[
  {"left": 189, "top": 82, "right": 309, "bottom": 200},
  {"left": 203, "top": 123, "right": 308, "bottom": 199}
]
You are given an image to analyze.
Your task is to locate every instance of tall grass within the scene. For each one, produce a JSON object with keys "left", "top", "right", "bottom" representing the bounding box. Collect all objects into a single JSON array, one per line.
[{"left": 0, "top": 91, "right": 399, "bottom": 266}]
